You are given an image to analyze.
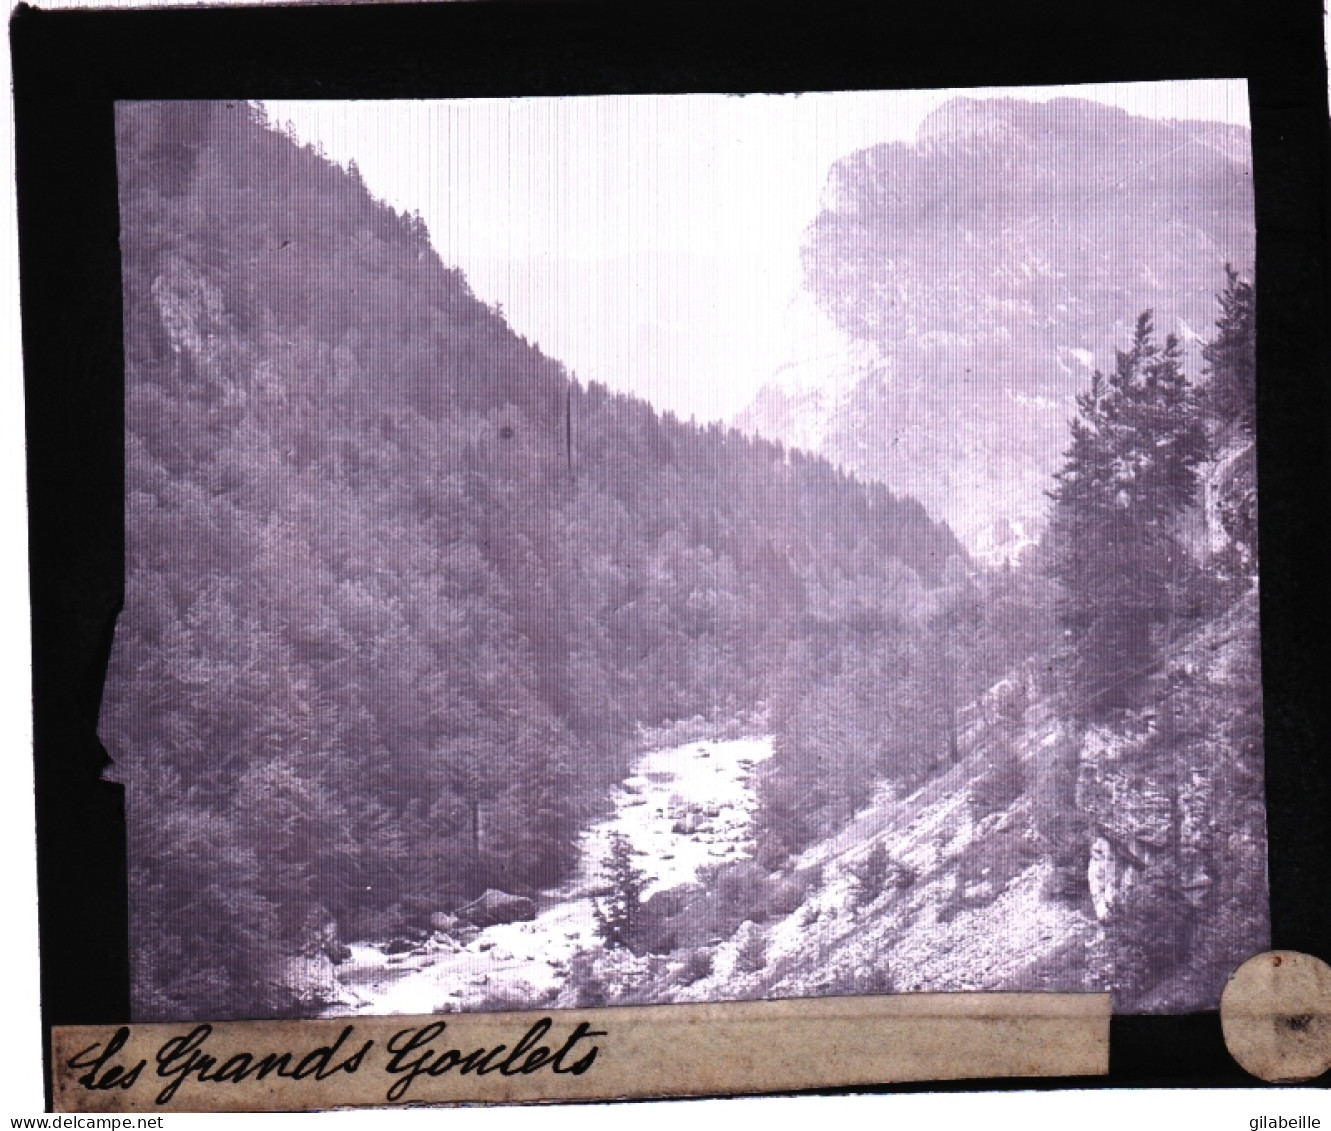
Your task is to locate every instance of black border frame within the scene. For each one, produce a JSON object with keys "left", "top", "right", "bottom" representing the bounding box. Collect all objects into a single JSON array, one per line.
[{"left": 11, "top": 0, "right": 1331, "bottom": 1110}]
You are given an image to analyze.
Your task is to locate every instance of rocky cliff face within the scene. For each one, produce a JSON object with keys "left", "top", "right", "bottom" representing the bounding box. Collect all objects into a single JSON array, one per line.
[
  {"left": 1075, "top": 584, "right": 1266, "bottom": 1011},
  {"left": 736, "top": 97, "right": 1254, "bottom": 554}
]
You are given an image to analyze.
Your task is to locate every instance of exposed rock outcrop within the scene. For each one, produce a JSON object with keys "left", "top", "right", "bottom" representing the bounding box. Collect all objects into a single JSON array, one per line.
[
  {"left": 276, "top": 908, "right": 355, "bottom": 1013},
  {"left": 1076, "top": 588, "right": 1267, "bottom": 1011},
  {"left": 737, "top": 97, "right": 1254, "bottom": 555}
]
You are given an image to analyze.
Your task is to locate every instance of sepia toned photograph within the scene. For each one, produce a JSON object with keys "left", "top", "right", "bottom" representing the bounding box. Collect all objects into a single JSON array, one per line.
[{"left": 99, "top": 83, "right": 1267, "bottom": 1029}]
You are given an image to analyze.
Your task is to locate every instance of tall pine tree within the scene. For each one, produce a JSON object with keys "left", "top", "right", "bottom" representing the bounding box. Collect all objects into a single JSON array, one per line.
[
  {"left": 1047, "top": 312, "right": 1210, "bottom": 715},
  {"left": 1200, "top": 266, "right": 1256, "bottom": 434},
  {"left": 594, "top": 832, "right": 646, "bottom": 951}
]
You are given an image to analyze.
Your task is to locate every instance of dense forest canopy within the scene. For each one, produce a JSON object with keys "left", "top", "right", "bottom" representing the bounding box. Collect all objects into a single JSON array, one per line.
[{"left": 103, "top": 101, "right": 969, "bottom": 1020}]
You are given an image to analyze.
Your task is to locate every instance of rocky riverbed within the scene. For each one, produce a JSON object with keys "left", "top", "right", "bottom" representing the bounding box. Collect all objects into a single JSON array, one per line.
[{"left": 325, "top": 735, "right": 773, "bottom": 1015}]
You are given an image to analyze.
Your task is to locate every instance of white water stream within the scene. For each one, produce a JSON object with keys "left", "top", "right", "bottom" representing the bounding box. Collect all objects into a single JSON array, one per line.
[{"left": 331, "top": 735, "right": 773, "bottom": 1015}]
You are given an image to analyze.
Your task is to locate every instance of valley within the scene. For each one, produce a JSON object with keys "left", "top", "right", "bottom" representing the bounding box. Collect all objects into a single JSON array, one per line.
[
  {"left": 102, "top": 96, "right": 1266, "bottom": 1024},
  {"left": 327, "top": 736, "right": 773, "bottom": 1015}
]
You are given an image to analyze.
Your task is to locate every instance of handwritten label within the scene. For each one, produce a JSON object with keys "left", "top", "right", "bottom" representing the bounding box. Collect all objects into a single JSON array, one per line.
[
  {"left": 60, "top": 1016, "right": 604, "bottom": 1107},
  {"left": 53, "top": 994, "right": 1109, "bottom": 1112}
]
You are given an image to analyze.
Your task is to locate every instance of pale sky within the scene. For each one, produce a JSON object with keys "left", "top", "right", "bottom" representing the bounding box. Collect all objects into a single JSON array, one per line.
[{"left": 265, "top": 82, "right": 1248, "bottom": 423}]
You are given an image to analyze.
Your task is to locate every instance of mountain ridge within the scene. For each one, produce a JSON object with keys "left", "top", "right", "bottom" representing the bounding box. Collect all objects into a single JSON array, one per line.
[{"left": 737, "top": 96, "right": 1255, "bottom": 556}]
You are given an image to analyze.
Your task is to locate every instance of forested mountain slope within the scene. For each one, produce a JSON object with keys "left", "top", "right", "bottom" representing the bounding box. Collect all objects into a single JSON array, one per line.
[{"left": 101, "top": 101, "right": 964, "bottom": 1020}]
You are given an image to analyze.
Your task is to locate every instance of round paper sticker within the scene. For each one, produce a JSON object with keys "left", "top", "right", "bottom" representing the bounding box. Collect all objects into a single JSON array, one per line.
[{"left": 1220, "top": 951, "right": 1331, "bottom": 1083}]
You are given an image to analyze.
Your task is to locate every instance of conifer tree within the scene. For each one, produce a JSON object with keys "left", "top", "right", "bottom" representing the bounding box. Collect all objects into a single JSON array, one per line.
[
  {"left": 594, "top": 832, "right": 646, "bottom": 951},
  {"left": 1046, "top": 312, "right": 1209, "bottom": 714},
  {"left": 1200, "top": 266, "right": 1256, "bottom": 434}
]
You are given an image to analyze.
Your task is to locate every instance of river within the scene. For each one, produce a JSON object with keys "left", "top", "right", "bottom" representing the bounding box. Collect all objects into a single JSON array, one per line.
[{"left": 329, "top": 735, "right": 773, "bottom": 1015}]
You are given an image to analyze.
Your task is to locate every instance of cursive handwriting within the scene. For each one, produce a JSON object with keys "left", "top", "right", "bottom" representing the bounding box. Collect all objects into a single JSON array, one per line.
[
  {"left": 383, "top": 1018, "right": 607, "bottom": 1102},
  {"left": 64, "top": 1016, "right": 609, "bottom": 1106},
  {"left": 152, "top": 1024, "right": 372, "bottom": 1105},
  {"left": 67, "top": 1028, "right": 146, "bottom": 1092}
]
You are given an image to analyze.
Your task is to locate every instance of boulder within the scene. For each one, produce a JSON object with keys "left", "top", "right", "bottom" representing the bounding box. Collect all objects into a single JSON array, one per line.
[
  {"left": 456, "top": 889, "right": 537, "bottom": 929},
  {"left": 678, "top": 947, "right": 714, "bottom": 985},
  {"left": 430, "top": 911, "right": 461, "bottom": 934},
  {"left": 671, "top": 810, "right": 702, "bottom": 835},
  {"left": 643, "top": 886, "right": 696, "bottom": 919},
  {"left": 278, "top": 953, "right": 348, "bottom": 1012},
  {"left": 277, "top": 907, "right": 357, "bottom": 1010}
]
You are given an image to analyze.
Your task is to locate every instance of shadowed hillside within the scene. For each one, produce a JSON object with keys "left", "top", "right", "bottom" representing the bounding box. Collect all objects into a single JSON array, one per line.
[{"left": 102, "top": 101, "right": 964, "bottom": 1020}]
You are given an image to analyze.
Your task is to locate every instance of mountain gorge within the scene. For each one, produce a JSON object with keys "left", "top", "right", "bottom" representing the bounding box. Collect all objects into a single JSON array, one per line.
[
  {"left": 738, "top": 97, "right": 1255, "bottom": 556},
  {"left": 102, "top": 98, "right": 1265, "bottom": 1024},
  {"left": 553, "top": 323, "right": 1265, "bottom": 1017},
  {"left": 102, "top": 100, "right": 965, "bottom": 1021}
]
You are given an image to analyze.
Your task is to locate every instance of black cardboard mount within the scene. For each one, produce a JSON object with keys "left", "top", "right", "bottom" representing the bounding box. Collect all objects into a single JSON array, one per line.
[{"left": 11, "top": 0, "right": 1331, "bottom": 1109}]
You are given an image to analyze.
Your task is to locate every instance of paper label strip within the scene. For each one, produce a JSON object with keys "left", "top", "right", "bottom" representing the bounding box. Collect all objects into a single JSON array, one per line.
[{"left": 53, "top": 993, "right": 1110, "bottom": 1112}]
